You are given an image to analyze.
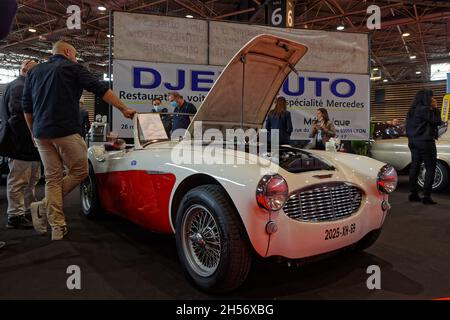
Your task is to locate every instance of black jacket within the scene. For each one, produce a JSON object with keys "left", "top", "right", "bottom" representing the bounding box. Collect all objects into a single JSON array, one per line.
[
  {"left": 0, "top": 75, "right": 40, "bottom": 161},
  {"left": 266, "top": 110, "right": 293, "bottom": 145},
  {"left": 23, "top": 54, "right": 109, "bottom": 139},
  {"left": 406, "top": 105, "right": 442, "bottom": 141},
  {"left": 172, "top": 102, "right": 197, "bottom": 131}
]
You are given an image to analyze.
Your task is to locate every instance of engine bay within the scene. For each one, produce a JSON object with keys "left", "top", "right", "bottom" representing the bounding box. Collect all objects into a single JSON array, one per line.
[{"left": 277, "top": 146, "right": 335, "bottom": 173}]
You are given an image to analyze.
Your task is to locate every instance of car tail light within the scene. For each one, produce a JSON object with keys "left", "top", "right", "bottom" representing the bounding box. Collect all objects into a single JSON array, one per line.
[
  {"left": 256, "top": 174, "right": 288, "bottom": 211},
  {"left": 377, "top": 165, "right": 398, "bottom": 194}
]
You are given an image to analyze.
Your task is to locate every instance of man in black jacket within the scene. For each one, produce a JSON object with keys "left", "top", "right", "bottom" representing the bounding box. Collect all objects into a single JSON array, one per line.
[
  {"left": 0, "top": 0, "right": 18, "bottom": 249},
  {"left": 23, "top": 40, "right": 136, "bottom": 240},
  {"left": 169, "top": 92, "right": 197, "bottom": 134},
  {"left": 0, "top": 59, "right": 41, "bottom": 229},
  {"left": 406, "top": 89, "right": 442, "bottom": 205}
]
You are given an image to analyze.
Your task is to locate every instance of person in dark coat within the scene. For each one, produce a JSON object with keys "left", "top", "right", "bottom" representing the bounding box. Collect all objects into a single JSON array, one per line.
[
  {"left": 22, "top": 40, "right": 136, "bottom": 240},
  {"left": 266, "top": 97, "right": 293, "bottom": 145},
  {"left": 169, "top": 92, "right": 197, "bottom": 134},
  {"left": 0, "top": 0, "right": 18, "bottom": 249},
  {"left": 406, "top": 89, "right": 442, "bottom": 205},
  {"left": 0, "top": 59, "right": 41, "bottom": 229}
]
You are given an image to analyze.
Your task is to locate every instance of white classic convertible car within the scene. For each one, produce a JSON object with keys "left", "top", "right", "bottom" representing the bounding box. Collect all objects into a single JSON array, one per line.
[{"left": 81, "top": 35, "right": 397, "bottom": 293}]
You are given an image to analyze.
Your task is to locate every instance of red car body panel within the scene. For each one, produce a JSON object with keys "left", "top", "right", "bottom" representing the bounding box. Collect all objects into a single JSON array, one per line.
[{"left": 96, "top": 171, "right": 176, "bottom": 233}]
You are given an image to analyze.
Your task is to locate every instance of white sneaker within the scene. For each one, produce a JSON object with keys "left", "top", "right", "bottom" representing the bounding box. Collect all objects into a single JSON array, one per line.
[
  {"left": 51, "top": 226, "right": 68, "bottom": 241},
  {"left": 30, "top": 200, "right": 48, "bottom": 235}
]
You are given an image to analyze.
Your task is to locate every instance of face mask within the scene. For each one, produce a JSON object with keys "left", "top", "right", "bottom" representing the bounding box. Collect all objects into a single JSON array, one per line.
[
  {"left": 153, "top": 105, "right": 160, "bottom": 112},
  {"left": 170, "top": 101, "right": 178, "bottom": 108}
]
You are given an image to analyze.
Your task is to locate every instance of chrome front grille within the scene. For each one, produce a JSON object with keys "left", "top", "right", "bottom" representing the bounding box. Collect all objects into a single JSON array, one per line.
[{"left": 283, "top": 183, "right": 363, "bottom": 222}]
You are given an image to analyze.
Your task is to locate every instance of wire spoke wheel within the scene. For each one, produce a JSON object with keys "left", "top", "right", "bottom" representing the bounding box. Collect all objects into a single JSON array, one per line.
[
  {"left": 80, "top": 176, "right": 93, "bottom": 213},
  {"left": 181, "top": 204, "right": 222, "bottom": 277},
  {"left": 175, "top": 185, "right": 252, "bottom": 292},
  {"left": 418, "top": 163, "right": 443, "bottom": 190}
]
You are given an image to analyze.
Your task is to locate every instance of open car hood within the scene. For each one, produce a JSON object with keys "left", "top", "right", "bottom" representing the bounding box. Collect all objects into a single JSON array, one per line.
[{"left": 187, "top": 34, "right": 308, "bottom": 134}]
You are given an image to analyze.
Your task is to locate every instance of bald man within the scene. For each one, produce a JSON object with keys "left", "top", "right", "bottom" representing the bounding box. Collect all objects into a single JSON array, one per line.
[
  {"left": 22, "top": 40, "right": 136, "bottom": 240},
  {"left": 1, "top": 59, "right": 41, "bottom": 229}
]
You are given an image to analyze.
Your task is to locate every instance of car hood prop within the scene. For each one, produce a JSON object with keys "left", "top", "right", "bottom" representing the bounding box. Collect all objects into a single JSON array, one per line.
[{"left": 187, "top": 34, "right": 308, "bottom": 135}]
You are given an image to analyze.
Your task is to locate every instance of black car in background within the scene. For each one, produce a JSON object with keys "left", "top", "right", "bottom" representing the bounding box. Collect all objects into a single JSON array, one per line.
[{"left": 371, "top": 122, "right": 406, "bottom": 140}]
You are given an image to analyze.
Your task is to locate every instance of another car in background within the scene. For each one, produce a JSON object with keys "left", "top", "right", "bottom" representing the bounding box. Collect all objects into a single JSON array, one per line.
[
  {"left": 371, "top": 122, "right": 405, "bottom": 140},
  {"left": 371, "top": 125, "right": 450, "bottom": 192}
]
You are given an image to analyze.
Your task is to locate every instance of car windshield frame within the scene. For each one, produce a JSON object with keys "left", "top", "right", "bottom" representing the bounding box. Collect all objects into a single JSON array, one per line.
[{"left": 135, "top": 113, "right": 169, "bottom": 147}]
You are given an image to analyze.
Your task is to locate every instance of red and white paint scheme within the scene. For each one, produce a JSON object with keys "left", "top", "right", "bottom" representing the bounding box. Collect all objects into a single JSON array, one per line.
[{"left": 81, "top": 34, "right": 397, "bottom": 293}]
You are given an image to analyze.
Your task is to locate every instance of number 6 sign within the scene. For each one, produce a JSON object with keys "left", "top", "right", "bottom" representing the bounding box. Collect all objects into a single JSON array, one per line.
[{"left": 269, "top": 0, "right": 295, "bottom": 28}]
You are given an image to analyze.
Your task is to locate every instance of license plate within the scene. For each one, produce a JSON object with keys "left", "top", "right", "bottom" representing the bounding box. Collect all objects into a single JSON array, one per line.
[{"left": 324, "top": 223, "right": 356, "bottom": 240}]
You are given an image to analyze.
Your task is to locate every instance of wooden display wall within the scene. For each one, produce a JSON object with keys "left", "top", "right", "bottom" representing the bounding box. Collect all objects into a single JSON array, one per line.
[{"left": 370, "top": 80, "right": 446, "bottom": 123}]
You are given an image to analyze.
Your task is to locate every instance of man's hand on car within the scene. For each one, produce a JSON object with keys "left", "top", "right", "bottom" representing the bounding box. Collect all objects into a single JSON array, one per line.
[{"left": 122, "top": 108, "right": 136, "bottom": 119}]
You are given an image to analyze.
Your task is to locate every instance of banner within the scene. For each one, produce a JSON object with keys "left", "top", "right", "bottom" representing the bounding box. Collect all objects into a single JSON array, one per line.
[
  {"left": 113, "top": 59, "right": 370, "bottom": 140},
  {"left": 114, "top": 12, "right": 369, "bottom": 75}
]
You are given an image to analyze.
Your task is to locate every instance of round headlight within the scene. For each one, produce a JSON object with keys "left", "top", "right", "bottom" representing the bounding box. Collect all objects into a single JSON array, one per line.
[
  {"left": 256, "top": 174, "right": 288, "bottom": 211},
  {"left": 377, "top": 165, "right": 398, "bottom": 194}
]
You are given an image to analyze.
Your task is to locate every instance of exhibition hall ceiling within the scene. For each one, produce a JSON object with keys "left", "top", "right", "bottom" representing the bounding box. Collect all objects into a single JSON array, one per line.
[{"left": 1, "top": 0, "right": 450, "bottom": 82}]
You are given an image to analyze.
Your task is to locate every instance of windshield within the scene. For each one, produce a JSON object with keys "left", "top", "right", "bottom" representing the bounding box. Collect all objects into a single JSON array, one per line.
[{"left": 136, "top": 113, "right": 169, "bottom": 146}]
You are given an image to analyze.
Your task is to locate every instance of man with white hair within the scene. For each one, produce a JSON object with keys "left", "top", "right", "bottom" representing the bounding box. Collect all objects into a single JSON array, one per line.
[
  {"left": 23, "top": 40, "right": 136, "bottom": 240},
  {"left": 0, "top": 59, "right": 41, "bottom": 229}
]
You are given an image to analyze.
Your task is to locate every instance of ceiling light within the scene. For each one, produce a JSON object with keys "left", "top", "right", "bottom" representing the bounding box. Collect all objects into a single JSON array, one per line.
[
  {"left": 402, "top": 32, "right": 410, "bottom": 37},
  {"left": 410, "top": 55, "right": 416, "bottom": 60},
  {"left": 383, "top": 79, "right": 388, "bottom": 82},
  {"left": 185, "top": 14, "right": 194, "bottom": 19},
  {"left": 106, "top": 34, "right": 113, "bottom": 38},
  {"left": 373, "top": 68, "right": 379, "bottom": 71},
  {"left": 337, "top": 24, "right": 345, "bottom": 31},
  {"left": 98, "top": 6, "right": 107, "bottom": 11},
  {"left": 416, "top": 71, "right": 421, "bottom": 74},
  {"left": 28, "top": 28, "right": 36, "bottom": 33}
]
